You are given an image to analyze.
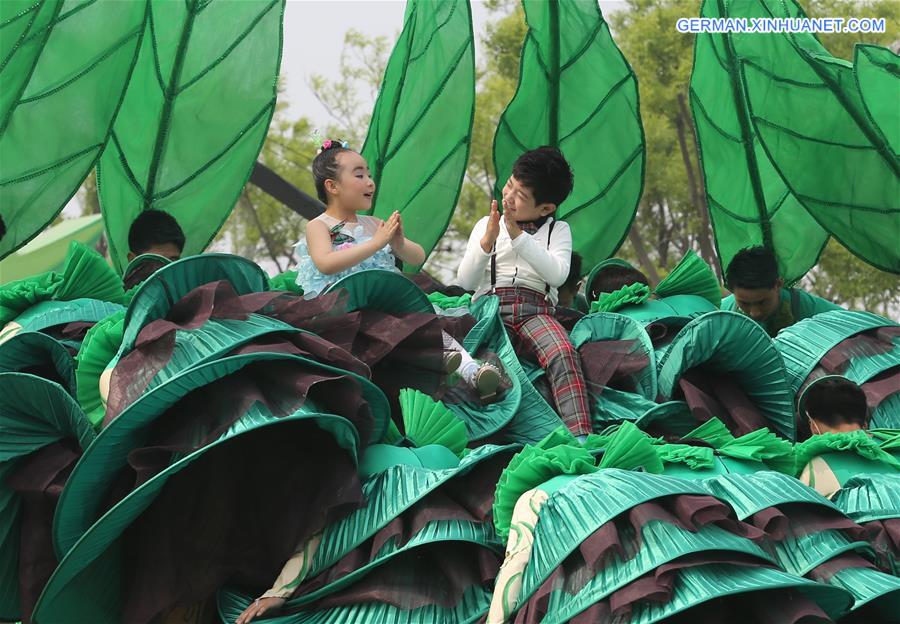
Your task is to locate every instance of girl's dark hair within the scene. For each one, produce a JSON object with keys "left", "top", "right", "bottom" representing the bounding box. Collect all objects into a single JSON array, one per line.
[{"left": 312, "top": 140, "right": 353, "bottom": 203}]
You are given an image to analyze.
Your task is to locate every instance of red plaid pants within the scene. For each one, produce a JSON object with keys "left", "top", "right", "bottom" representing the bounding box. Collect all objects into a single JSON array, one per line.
[{"left": 494, "top": 287, "right": 592, "bottom": 437}]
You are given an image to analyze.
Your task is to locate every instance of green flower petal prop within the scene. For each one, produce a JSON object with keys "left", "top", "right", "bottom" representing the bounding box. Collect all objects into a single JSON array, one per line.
[
  {"left": 682, "top": 417, "right": 794, "bottom": 473},
  {"left": 427, "top": 291, "right": 472, "bottom": 310},
  {"left": 589, "top": 282, "right": 651, "bottom": 314},
  {"left": 269, "top": 269, "right": 303, "bottom": 295},
  {"left": 74, "top": 310, "right": 126, "bottom": 429},
  {"left": 492, "top": 431, "right": 597, "bottom": 540},
  {"left": 398, "top": 388, "right": 468, "bottom": 457},
  {"left": 656, "top": 443, "right": 716, "bottom": 470},
  {"left": 0, "top": 242, "right": 125, "bottom": 327},
  {"left": 793, "top": 431, "right": 900, "bottom": 477},
  {"left": 653, "top": 250, "right": 721, "bottom": 308},
  {"left": 586, "top": 421, "right": 664, "bottom": 473}
]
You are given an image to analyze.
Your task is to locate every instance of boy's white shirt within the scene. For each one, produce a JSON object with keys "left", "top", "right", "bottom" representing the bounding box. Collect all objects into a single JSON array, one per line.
[{"left": 456, "top": 215, "right": 572, "bottom": 305}]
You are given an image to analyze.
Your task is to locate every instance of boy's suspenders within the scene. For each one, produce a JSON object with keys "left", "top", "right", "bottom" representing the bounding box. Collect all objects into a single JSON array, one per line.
[{"left": 490, "top": 218, "right": 556, "bottom": 297}]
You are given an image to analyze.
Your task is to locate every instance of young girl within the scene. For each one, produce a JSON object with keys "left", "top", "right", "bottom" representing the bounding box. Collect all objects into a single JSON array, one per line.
[{"left": 294, "top": 139, "right": 500, "bottom": 398}]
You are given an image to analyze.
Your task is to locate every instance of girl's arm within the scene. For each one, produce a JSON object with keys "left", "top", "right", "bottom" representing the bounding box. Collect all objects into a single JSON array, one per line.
[
  {"left": 391, "top": 235, "right": 426, "bottom": 266},
  {"left": 306, "top": 217, "right": 397, "bottom": 275}
]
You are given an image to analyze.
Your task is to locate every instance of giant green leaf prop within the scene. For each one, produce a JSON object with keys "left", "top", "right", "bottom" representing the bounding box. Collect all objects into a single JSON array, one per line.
[
  {"left": 741, "top": 0, "right": 900, "bottom": 273},
  {"left": 855, "top": 45, "right": 900, "bottom": 158},
  {"left": 362, "top": 0, "right": 475, "bottom": 269},
  {"left": 0, "top": 0, "right": 146, "bottom": 262},
  {"left": 98, "top": 0, "right": 285, "bottom": 272},
  {"left": 492, "top": 0, "right": 645, "bottom": 271},
  {"left": 690, "top": 0, "right": 828, "bottom": 285}
]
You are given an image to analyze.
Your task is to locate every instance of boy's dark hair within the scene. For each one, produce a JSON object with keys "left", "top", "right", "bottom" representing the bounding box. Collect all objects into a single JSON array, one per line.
[
  {"left": 312, "top": 140, "right": 353, "bottom": 203},
  {"left": 725, "top": 246, "right": 780, "bottom": 290},
  {"left": 511, "top": 146, "right": 574, "bottom": 208},
  {"left": 802, "top": 377, "right": 869, "bottom": 431},
  {"left": 128, "top": 210, "right": 185, "bottom": 255},
  {"left": 588, "top": 265, "right": 649, "bottom": 302}
]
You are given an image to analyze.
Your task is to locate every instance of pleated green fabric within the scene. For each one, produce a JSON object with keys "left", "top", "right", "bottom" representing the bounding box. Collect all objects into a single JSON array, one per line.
[
  {"left": 0, "top": 241, "right": 125, "bottom": 328},
  {"left": 622, "top": 563, "right": 852, "bottom": 623},
  {"left": 74, "top": 311, "right": 125, "bottom": 428},
  {"left": 34, "top": 410, "right": 358, "bottom": 624},
  {"left": 775, "top": 309, "right": 897, "bottom": 394},
  {"left": 398, "top": 388, "right": 468, "bottom": 456},
  {"left": 0, "top": 0, "right": 146, "bottom": 262},
  {"left": 652, "top": 250, "right": 722, "bottom": 308},
  {"left": 614, "top": 295, "right": 717, "bottom": 329},
  {"left": 569, "top": 312, "right": 657, "bottom": 400},
  {"left": 656, "top": 311, "right": 795, "bottom": 439},
  {"left": 99, "top": 0, "right": 286, "bottom": 272},
  {"left": 268, "top": 269, "right": 302, "bottom": 295},
  {"left": 689, "top": 0, "right": 828, "bottom": 284},
  {"left": 828, "top": 565, "right": 900, "bottom": 617},
  {"left": 739, "top": 0, "right": 899, "bottom": 273},
  {"left": 0, "top": 331, "right": 75, "bottom": 396},
  {"left": 0, "top": 372, "right": 95, "bottom": 620},
  {"left": 492, "top": 0, "right": 645, "bottom": 270},
  {"left": 704, "top": 471, "right": 837, "bottom": 520},
  {"left": 518, "top": 470, "right": 713, "bottom": 603},
  {"left": 832, "top": 474, "right": 900, "bottom": 524},
  {"left": 1, "top": 299, "right": 124, "bottom": 349},
  {"left": 217, "top": 583, "right": 492, "bottom": 624},
  {"left": 311, "top": 444, "right": 512, "bottom": 580},
  {"left": 119, "top": 253, "right": 269, "bottom": 355},
  {"left": 540, "top": 522, "right": 773, "bottom": 624},
  {"left": 324, "top": 269, "right": 433, "bottom": 315},
  {"left": 450, "top": 296, "right": 563, "bottom": 443},
  {"left": 52, "top": 352, "right": 375, "bottom": 557},
  {"left": 361, "top": 0, "right": 475, "bottom": 268},
  {"left": 772, "top": 527, "right": 871, "bottom": 578}
]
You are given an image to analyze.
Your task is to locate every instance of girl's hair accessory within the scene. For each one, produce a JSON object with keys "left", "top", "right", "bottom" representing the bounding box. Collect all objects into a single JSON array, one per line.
[{"left": 312, "top": 127, "right": 351, "bottom": 155}]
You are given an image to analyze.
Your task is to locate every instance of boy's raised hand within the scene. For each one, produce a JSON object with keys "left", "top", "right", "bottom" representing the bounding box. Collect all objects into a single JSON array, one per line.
[
  {"left": 373, "top": 212, "right": 400, "bottom": 248},
  {"left": 480, "top": 200, "right": 501, "bottom": 254}
]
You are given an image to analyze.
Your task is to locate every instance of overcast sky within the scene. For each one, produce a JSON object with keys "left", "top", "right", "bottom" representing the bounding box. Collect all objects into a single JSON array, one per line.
[{"left": 280, "top": 0, "right": 628, "bottom": 125}]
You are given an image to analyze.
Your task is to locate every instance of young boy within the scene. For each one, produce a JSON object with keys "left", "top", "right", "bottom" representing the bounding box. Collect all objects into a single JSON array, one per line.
[
  {"left": 456, "top": 147, "right": 591, "bottom": 437},
  {"left": 127, "top": 209, "right": 185, "bottom": 262},
  {"left": 722, "top": 246, "right": 840, "bottom": 337}
]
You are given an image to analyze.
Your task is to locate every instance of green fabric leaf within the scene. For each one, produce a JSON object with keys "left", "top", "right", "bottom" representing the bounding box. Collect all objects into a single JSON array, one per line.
[
  {"left": 0, "top": 272, "right": 60, "bottom": 327},
  {"left": 268, "top": 269, "right": 302, "bottom": 295},
  {"left": 492, "top": 440, "right": 597, "bottom": 539},
  {"left": 0, "top": 1, "right": 146, "bottom": 262},
  {"left": 492, "top": 0, "right": 645, "bottom": 270},
  {"left": 855, "top": 45, "right": 900, "bottom": 157},
  {"left": 99, "top": 0, "right": 285, "bottom": 272},
  {"left": 652, "top": 250, "right": 721, "bottom": 308},
  {"left": 720, "top": 427, "right": 795, "bottom": 474},
  {"left": 0, "top": 215, "right": 105, "bottom": 283},
  {"left": 398, "top": 388, "right": 468, "bottom": 457},
  {"left": 690, "top": 0, "right": 828, "bottom": 284},
  {"left": 589, "top": 282, "right": 651, "bottom": 314},
  {"left": 794, "top": 431, "right": 900, "bottom": 477},
  {"left": 740, "top": 1, "right": 899, "bottom": 273},
  {"left": 427, "top": 291, "right": 472, "bottom": 310},
  {"left": 361, "top": 0, "right": 475, "bottom": 268},
  {"left": 75, "top": 310, "right": 125, "bottom": 429}
]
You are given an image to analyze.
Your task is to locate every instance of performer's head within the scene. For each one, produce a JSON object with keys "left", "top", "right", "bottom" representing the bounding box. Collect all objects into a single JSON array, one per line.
[
  {"left": 725, "top": 246, "right": 783, "bottom": 323},
  {"left": 312, "top": 139, "right": 373, "bottom": 213},
  {"left": 501, "top": 147, "right": 573, "bottom": 223},
  {"left": 127, "top": 210, "right": 185, "bottom": 262},
  {"left": 587, "top": 262, "right": 649, "bottom": 303},
  {"left": 798, "top": 376, "right": 869, "bottom": 441}
]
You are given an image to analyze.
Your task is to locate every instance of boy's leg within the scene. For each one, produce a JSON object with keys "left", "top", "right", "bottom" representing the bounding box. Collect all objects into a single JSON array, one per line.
[{"left": 514, "top": 314, "right": 592, "bottom": 437}]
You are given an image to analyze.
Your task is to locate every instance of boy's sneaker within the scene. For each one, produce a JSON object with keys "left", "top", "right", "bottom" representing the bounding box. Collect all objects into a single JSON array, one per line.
[
  {"left": 474, "top": 363, "right": 501, "bottom": 402},
  {"left": 444, "top": 351, "right": 463, "bottom": 375}
]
